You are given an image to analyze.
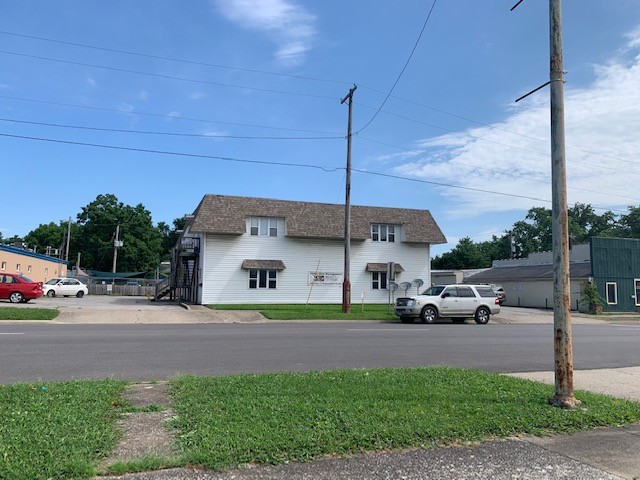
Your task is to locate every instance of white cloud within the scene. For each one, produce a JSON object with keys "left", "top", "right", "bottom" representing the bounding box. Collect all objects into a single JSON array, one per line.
[
  {"left": 392, "top": 29, "right": 640, "bottom": 218},
  {"left": 214, "top": 0, "right": 316, "bottom": 66},
  {"left": 138, "top": 90, "right": 149, "bottom": 101},
  {"left": 116, "top": 102, "right": 135, "bottom": 113},
  {"left": 165, "top": 111, "right": 181, "bottom": 122},
  {"left": 189, "top": 92, "right": 208, "bottom": 100},
  {"left": 86, "top": 77, "right": 97, "bottom": 87}
]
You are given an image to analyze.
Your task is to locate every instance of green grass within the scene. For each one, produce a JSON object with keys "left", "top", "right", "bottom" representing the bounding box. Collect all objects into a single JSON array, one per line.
[
  {"left": 0, "top": 379, "right": 126, "bottom": 480},
  {"left": 0, "top": 306, "right": 59, "bottom": 320},
  {"left": 169, "top": 367, "right": 640, "bottom": 471},
  {"left": 208, "top": 303, "right": 397, "bottom": 320}
]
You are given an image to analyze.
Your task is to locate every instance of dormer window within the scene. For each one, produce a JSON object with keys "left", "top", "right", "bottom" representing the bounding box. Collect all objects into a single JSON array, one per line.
[
  {"left": 372, "top": 224, "right": 395, "bottom": 242},
  {"left": 250, "top": 217, "right": 278, "bottom": 237}
]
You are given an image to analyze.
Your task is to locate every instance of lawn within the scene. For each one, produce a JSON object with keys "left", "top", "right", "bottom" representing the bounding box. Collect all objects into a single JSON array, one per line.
[
  {"left": 169, "top": 367, "right": 640, "bottom": 471},
  {"left": 0, "top": 306, "right": 59, "bottom": 321},
  {"left": 208, "top": 303, "right": 398, "bottom": 320},
  {"left": 0, "top": 379, "right": 126, "bottom": 480},
  {"left": 4, "top": 367, "right": 640, "bottom": 478}
]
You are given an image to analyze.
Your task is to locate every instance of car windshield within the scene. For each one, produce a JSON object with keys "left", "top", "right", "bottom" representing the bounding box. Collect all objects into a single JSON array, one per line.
[{"left": 421, "top": 285, "right": 446, "bottom": 296}]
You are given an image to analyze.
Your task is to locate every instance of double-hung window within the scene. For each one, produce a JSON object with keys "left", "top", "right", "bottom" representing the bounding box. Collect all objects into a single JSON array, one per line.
[
  {"left": 250, "top": 217, "right": 278, "bottom": 237},
  {"left": 372, "top": 224, "right": 395, "bottom": 242},
  {"left": 249, "top": 270, "right": 277, "bottom": 289},
  {"left": 372, "top": 271, "right": 387, "bottom": 290}
]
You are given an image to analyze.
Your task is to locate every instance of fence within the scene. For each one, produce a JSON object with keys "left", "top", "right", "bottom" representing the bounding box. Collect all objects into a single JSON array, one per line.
[{"left": 88, "top": 283, "right": 156, "bottom": 297}]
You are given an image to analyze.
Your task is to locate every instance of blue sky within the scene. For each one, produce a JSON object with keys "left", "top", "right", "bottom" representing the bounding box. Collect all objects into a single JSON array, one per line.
[{"left": 2, "top": 0, "right": 640, "bottom": 256}]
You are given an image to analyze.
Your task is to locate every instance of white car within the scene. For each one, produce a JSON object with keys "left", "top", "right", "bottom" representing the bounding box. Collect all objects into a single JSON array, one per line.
[
  {"left": 395, "top": 284, "right": 500, "bottom": 324},
  {"left": 42, "top": 278, "right": 89, "bottom": 298}
]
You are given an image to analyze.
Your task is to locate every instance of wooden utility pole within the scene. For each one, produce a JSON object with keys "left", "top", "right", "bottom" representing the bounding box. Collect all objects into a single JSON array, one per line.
[
  {"left": 548, "top": 0, "right": 579, "bottom": 409},
  {"left": 64, "top": 217, "right": 72, "bottom": 262},
  {"left": 341, "top": 84, "right": 357, "bottom": 313},
  {"left": 112, "top": 224, "right": 120, "bottom": 274}
]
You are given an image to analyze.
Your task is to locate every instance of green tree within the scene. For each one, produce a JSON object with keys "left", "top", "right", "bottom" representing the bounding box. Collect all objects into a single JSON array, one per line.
[
  {"left": 616, "top": 206, "right": 640, "bottom": 238},
  {"left": 75, "top": 194, "right": 164, "bottom": 272},
  {"left": 568, "top": 203, "right": 616, "bottom": 243},
  {"left": 432, "top": 237, "right": 492, "bottom": 270},
  {"left": 23, "top": 222, "right": 66, "bottom": 255}
]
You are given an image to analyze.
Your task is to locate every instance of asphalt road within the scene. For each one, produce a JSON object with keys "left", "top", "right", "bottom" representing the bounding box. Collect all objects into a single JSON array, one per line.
[{"left": 1, "top": 322, "right": 639, "bottom": 384}]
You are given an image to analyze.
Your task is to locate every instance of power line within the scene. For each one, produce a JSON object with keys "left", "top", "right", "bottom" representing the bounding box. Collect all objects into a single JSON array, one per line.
[
  {"left": 356, "top": 135, "right": 640, "bottom": 203},
  {"left": 0, "top": 50, "right": 338, "bottom": 100},
  {"left": 0, "top": 29, "right": 352, "bottom": 86},
  {"left": 357, "top": 102, "right": 640, "bottom": 173},
  {"left": 356, "top": 0, "right": 438, "bottom": 134},
  {"left": 359, "top": 84, "right": 640, "bottom": 168},
  {"left": 0, "top": 94, "right": 342, "bottom": 135},
  {"left": 0, "top": 132, "right": 343, "bottom": 172},
  {"left": 0, "top": 117, "right": 343, "bottom": 141},
  {"left": 2, "top": 130, "right": 631, "bottom": 212}
]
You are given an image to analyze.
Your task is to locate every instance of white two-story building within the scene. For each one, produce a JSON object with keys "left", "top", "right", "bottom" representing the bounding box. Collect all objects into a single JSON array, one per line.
[{"left": 170, "top": 194, "right": 446, "bottom": 305}]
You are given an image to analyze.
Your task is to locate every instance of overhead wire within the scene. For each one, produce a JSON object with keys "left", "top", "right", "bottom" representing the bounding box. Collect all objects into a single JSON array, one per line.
[
  {"left": 0, "top": 50, "right": 338, "bottom": 100},
  {"left": 0, "top": 29, "right": 353, "bottom": 86},
  {"left": 0, "top": 94, "right": 342, "bottom": 135},
  {"left": 0, "top": 117, "right": 343, "bottom": 141},
  {"left": 1, "top": 130, "right": 632, "bottom": 213},
  {"left": 356, "top": 0, "right": 438, "bottom": 134}
]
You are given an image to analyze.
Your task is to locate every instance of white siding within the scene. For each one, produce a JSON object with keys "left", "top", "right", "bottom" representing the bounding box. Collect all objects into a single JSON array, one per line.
[{"left": 200, "top": 226, "right": 432, "bottom": 305}]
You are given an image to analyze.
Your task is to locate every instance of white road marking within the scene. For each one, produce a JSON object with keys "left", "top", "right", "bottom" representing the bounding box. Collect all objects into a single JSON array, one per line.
[
  {"left": 0, "top": 332, "right": 25, "bottom": 335},
  {"left": 347, "top": 329, "right": 429, "bottom": 332}
]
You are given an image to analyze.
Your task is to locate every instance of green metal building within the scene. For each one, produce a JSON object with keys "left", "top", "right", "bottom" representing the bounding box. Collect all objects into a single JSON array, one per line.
[{"left": 591, "top": 237, "right": 640, "bottom": 313}]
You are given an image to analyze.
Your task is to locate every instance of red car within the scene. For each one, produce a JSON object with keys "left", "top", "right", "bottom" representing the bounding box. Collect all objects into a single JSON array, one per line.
[{"left": 0, "top": 273, "right": 44, "bottom": 303}]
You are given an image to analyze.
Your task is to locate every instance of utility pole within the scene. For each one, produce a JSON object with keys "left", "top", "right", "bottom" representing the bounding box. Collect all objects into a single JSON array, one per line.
[
  {"left": 112, "top": 224, "right": 120, "bottom": 274},
  {"left": 341, "top": 84, "right": 357, "bottom": 314},
  {"left": 65, "top": 217, "right": 72, "bottom": 262},
  {"left": 548, "top": 0, "right": 579, "bottom": 409}
]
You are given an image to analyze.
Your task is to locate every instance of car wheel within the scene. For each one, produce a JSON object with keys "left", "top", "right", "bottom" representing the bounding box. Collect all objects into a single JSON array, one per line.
[
  {"left": 475, "top": 307, "right": 490, "bottom": 324},
  {"left": 421, "top": 306, "right": 438, "bottom": 324},
  {"left": 452, "top": 318, "right": 465, "bottom": 324},
  {"left": 9, "top": 292, "right": 24, "bottom": 304},
  {"left": 400, "top": 316, "right": 414, "bottom": 324},
  {"left": 76, "top": 291, "right": 85, "bottom": 298},
  {"left": 46, "top": 290, "right": 56, "bottom": 297}
]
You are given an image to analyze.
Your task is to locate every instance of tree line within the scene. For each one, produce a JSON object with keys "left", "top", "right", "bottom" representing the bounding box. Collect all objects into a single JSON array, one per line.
[
  {"left": 432, "top": 203, "right": 640, "bottom": 270},
  {"left": 0, "top": 194, "right": 186, "bottom": 273}
]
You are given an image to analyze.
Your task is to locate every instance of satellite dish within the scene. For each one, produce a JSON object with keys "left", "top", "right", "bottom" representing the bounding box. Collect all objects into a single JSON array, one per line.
[
  {"left": 411, "top": 278, "right": 424, "bottom": 294},
  {"left": 389, "top": 281, "right": 398, "bottom": 291},
  {"left": 399, "top": 281, "right": 412, "bottom": 294}
]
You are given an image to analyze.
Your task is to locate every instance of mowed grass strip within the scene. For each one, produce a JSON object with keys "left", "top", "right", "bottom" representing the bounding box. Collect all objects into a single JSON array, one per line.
[
  {"left": 0, "top": 379, "right": 126, "bottom": 480},
  {"left": 170, "top": 367, "right": 640, "bottom": 471},
  {"left": 209, "top": 303, "right": 397, "bottom": 320},
  {"left": 0, "top": 306, "right": 59, "bottom": 320}
]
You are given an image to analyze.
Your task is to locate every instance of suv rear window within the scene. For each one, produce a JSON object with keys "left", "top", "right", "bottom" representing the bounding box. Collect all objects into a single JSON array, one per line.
[{"left": 475, "top": 286, "right": 497, "bottom": 297}]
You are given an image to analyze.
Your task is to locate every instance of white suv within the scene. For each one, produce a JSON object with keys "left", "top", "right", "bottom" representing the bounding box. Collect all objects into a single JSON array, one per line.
[{"left": 395, "top": 284, "right": 500, "bottom": 324}]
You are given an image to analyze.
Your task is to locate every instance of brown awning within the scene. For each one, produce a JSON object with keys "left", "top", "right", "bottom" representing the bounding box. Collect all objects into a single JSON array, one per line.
[
  {"left": 241, "top": 259, "right": 286, "bottom": 270},
  {"left": 366, "top": 263, "right": 405, "bottom": 273}
]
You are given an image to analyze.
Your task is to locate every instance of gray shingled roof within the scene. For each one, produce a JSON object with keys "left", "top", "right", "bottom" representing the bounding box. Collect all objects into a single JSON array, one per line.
[
  {"left": 189, "top": 194, "right": 446, "bottom": 244},
  {"left": 464, "top": 262, "right": 592, "bottom": 283},
  {"left": 241, "top": 260, "right": 286, "bottom": 270},
  {"left": 366, "top": 263, "right": 405, "bottom": 273}
]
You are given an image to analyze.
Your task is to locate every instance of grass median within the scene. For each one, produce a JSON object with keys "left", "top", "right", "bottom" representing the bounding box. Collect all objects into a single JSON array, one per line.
[
  {"left": 208, "top": 303, "right": 398, "bottom": 320},
  {"left": 4, "top": 367, "right": 640, "bottom": 478},
  {"left": 0, "top": 379, "right": 126, "bottom": 480},
  {"left": 0, "top": 306, "right": 59, "bottom": 321},
  {"left": 170, "top": 366, "right": 640, "bottom": 471}
]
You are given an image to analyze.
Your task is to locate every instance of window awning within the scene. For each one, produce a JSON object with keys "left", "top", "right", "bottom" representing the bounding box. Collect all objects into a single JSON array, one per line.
[
  {"left": 366, "top": 263, "right": 405, "bottom": 273},
  {"left": 241, "top": 259, "right": 287, "bottom": 270}
]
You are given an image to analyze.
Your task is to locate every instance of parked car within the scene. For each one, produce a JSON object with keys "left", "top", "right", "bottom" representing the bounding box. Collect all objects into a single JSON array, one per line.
[
  {"left": 395, "top": 284, "right": 500, "bottom": 324},
  {"left": 42, "top": 278, "right": 88, "bottom": 298},
  {"left": 490, "top": 284, "right": 507, "bottom": 305},
  {"left": 0, "top": 273, "right": 44, "bottom": 303}
]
